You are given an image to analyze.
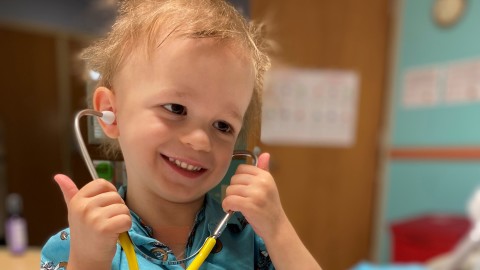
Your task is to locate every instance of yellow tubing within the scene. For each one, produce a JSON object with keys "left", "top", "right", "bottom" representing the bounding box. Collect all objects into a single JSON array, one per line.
[
  {"left": 118, "top": 232, "right": 139, "bottom": 270},
  {"left": 186, "top": 237, "right": 217, "bottom": 270}
]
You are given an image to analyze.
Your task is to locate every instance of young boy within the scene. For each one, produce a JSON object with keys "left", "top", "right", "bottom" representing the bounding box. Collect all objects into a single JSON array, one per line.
[{"left": 41, "top": 0, "right": 321, "bottom": 269}]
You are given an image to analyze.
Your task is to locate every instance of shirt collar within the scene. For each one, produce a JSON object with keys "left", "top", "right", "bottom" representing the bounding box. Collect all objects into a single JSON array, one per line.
[{"left": 117, "top": 185, "right": 246, "bottom": 243}]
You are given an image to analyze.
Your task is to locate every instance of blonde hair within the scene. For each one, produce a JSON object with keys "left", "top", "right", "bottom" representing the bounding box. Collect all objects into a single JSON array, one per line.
[{"left": 81, "top": 0, "right": 271, "bottom": 157}]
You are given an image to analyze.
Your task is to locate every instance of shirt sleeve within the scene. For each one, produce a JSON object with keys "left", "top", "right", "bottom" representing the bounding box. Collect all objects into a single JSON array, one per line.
[
  {"left": 254, "top": 234, "right": 275, "bottom": 270},
  {"left": 40, "top": 229, "right": 71, "bottom": 270}
]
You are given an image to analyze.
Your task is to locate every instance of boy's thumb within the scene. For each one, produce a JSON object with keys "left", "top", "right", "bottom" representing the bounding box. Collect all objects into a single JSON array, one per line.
[
  {"left": 54, "top": 174, "right": 79, "bottom": 205},
  {"left": 257, "top": 152, "right": 270, "bottom": 172}
]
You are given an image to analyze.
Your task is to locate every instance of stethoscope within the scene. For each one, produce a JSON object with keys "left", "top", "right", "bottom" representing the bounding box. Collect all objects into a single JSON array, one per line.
[{"left": 74, "top": 109, "right": 258, "bottom": 270}]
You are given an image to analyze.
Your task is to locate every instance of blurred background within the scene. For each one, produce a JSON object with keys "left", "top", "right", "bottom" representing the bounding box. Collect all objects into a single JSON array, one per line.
[{"left": 3, "top": 0, "right": 480, "bottom": 269}]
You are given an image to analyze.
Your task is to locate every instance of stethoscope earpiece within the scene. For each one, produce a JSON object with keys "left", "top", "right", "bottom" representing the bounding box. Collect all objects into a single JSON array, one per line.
[{"left": 100, "top": 111, "right": 115, "bottom": 125}]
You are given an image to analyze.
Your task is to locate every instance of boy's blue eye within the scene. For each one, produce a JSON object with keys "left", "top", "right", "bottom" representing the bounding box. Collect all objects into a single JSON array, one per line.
[
  {"left": 163, "top": 104, "right": 187, "bottom": 115},
  {"left": 213, "top": 121, "right": 232, "bottom": 133}
]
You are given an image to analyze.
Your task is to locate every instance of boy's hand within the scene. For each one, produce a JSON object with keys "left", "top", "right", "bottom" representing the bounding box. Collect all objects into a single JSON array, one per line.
[
  {"left": 54, "top": 174, "right": 131, "bottom": 269},
  {"left": 222, "top": 153, "right": 287, "bottom": 241},
  {"left": 222, "top": 154, "right": 322, "bottom": 270}
]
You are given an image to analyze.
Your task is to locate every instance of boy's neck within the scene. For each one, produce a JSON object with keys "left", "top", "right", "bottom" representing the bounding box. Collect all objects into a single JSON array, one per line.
[
  {"left": 153, "top": 224, "right": 192, "bottom": 259},
  {"left": 125, "top": 186, "right": 205, "bottom": 228},
  {"left": 125, "top": 187, "right": 204, "bottom": 260}
]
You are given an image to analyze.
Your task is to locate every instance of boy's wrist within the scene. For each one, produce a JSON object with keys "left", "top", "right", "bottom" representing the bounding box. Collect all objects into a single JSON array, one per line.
[
  {"left": 262, "top": 215, "right": 322, "bottom": 270},
  {"left": 262, "top": 212, "right": 292, "bottom": 245}
]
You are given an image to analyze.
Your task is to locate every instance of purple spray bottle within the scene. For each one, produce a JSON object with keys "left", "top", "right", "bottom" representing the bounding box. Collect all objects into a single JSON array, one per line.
[{"left": 5, "top": 193, "right": 28, "bottom": 255}]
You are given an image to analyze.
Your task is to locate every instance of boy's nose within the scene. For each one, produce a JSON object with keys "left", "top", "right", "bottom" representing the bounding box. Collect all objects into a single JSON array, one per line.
[{"left": 180, "top": 128, "right": 212, "bottom": 152}]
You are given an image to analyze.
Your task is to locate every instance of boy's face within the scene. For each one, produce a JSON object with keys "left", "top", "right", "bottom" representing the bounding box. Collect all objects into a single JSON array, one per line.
[{"left": 110, "top": 37, "right": 254, "bottom": 204}]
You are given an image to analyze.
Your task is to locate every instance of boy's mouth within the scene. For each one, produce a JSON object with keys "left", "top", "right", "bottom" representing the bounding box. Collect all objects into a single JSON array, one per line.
[{"left": 162, "top": 155, "right": 206, "bottom": 173}]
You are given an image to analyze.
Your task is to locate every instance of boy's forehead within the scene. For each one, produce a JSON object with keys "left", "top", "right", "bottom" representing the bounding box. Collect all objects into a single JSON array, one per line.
[{"left": 113, "top": 35, "right": 254, "bottom": 91}]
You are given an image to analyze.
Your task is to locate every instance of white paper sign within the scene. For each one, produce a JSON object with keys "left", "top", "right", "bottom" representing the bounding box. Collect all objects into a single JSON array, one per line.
[
  {"left": 402, "top": 67, "right": 440, "bottom": 108},
  {"left": 444, "top": 59, "right": 480, "bottom": 104},
  {"left": 401, "top": 57, "right": 480, "bottom": 109},
  {"left": 261, "top": 68, "right": 359, "bottom": 147}
]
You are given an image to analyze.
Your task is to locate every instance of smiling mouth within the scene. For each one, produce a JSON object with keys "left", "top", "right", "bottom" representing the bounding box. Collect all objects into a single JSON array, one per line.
[{"left": 167, "top": 157, "right": 204, "bottom": 172}]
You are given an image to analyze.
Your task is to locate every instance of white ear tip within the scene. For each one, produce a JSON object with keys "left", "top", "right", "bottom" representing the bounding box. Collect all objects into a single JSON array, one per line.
[{"left": 100, "top": 111, "right": 115, "bottom": 125}]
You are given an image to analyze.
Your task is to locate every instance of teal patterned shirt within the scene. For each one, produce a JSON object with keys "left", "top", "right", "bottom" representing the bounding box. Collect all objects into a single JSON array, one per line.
[{"left": 41, "top": 186, "right": 274, "bottom": 269}]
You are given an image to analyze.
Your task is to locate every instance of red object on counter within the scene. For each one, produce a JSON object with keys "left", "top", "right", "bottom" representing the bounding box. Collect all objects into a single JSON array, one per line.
[{"left": 390, "top": 214, "right": 471, "bottom": 262}]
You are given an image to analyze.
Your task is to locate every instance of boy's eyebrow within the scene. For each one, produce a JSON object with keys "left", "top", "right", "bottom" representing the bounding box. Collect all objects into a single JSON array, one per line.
[
  {"left": 225, "top": 109, "right": 243, "bottom": 123},
  {"left": 171, "top": 89, "right": 190, "bottom": 98},
  {"left": 154, "top": 88, "right": 190, "bottom": 99}
]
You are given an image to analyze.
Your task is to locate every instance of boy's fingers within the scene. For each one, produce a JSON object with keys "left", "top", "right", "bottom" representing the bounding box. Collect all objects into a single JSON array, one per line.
[
  {"left": 54, "top": 174, "right": 79, "bottom": 205},
  {"left": 257, "top": 152, "right": 270, "bottom": 172}
]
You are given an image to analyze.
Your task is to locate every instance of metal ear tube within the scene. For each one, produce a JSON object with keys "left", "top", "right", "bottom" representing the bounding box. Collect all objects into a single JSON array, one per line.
[{"left": 74, "top": 109, "right": 140, "bottom": 270}]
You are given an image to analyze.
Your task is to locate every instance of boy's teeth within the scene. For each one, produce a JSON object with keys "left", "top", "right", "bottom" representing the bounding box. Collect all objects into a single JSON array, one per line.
[{"left": 168, "top": 157, "right": 201, "bottom": 172}]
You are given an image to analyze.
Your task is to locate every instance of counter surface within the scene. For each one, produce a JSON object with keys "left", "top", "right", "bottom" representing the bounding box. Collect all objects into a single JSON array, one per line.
[{"left": 0, "top": 247, "right": 41, "bottom": 270}]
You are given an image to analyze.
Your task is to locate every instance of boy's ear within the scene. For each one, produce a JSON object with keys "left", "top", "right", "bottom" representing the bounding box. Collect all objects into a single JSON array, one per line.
[{"left": 93, "top": 87, "right": 119, "bottom": 139}]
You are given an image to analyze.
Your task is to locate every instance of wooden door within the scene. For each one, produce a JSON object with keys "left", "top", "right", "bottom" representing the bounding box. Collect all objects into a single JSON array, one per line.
[
  {"left": 0, "top": 26, "right": 66, "bottom": 245},
  {"left": 0, "top": 25, "right": 91, "bottom": 246},
  {"left": 251, "top": 1, "right": 390, "bottom": 269}
]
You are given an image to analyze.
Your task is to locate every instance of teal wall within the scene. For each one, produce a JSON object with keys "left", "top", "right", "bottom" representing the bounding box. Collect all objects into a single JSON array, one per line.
[
  {"left": 393, "top": 0, "right": 480, "bottom": 146},
  {"left": 379, "top": 0, "right": 480, "bottom": 262}
]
